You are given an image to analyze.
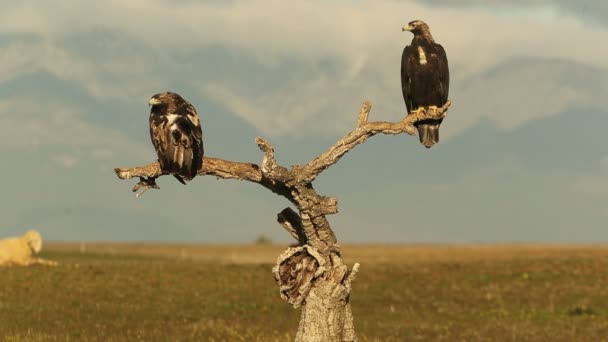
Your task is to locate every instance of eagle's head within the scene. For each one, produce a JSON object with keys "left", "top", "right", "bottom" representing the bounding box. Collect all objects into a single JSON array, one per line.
[
  {"left": 402, "top": 20, "right": 431, "bottom": 37},
  {"left": 149, "top": 92, "right": 186, "bottom": 112}
]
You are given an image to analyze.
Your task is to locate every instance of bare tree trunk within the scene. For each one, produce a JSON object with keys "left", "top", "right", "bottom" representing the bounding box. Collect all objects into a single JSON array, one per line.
[{"left": 114, "top": 100, "right": 450, "bottom": 341}]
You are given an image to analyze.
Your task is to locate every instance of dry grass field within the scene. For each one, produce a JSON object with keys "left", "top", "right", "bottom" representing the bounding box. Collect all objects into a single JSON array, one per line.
[{"left": 2, "top": 243, "right": 608, "bottom": 341}]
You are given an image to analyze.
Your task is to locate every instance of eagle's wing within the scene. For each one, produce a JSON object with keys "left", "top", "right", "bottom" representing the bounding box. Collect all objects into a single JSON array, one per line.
[
  {"left": 180, "top": 103, "right": 204, "bottom": 181},
  {"left": 435, "top": 43, "right": 450, "bottom": 104},
  {"left": 149, "top": 115, "right": 171, "bottom": 171},
  {"left": 180, "top": 102, "right": 203, "bottom": 144},
  {"left": 401, "top": 45, "right": 414, "bottom": 113}
]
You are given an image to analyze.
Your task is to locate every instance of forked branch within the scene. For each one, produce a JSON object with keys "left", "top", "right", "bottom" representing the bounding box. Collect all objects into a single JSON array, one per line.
[{"left": 297, "top": 100, "right": 451, "bottom": 184}]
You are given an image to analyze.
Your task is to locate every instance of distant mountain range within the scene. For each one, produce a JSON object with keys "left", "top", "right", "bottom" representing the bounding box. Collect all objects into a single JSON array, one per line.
[{"left": 1, "top": 55, "right": 606, "bottom": 243}]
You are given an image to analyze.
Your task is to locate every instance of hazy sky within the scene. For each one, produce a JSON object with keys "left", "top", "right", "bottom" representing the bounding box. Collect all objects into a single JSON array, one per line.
[{"left": 1, "top": 0, "right": 606, "bottom": 243}]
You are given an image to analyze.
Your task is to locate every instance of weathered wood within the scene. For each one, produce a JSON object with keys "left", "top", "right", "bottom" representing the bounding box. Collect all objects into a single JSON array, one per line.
[
  {"left": 273, "top": 245, "right": 326, "bottom": 308},
  {"left": 113, "top": 100, "right": 450, "bottom": 342},
  {"left": 277, "top": 208, "right": 307, "bottom": 245}
]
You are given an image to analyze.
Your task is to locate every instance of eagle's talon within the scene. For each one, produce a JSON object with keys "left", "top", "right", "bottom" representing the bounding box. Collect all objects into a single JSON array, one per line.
[
  {"left": 132, "top": 177, "right": 160, "bottom": 197},
  {"left": 412, "top": 107, "right": 426, "bottom": 119}
]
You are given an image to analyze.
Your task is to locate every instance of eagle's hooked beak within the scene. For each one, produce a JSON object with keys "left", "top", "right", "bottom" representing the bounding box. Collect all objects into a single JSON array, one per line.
[
  {"left": 402, "top": 24, "right": 413, "bottom": 32},
  {"left": 149, "top": 98, "right": 161, "bottom": 106}
]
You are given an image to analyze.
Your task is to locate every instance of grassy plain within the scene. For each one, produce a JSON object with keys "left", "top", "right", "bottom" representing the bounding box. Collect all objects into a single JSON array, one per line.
[{"left": 1, "top": 243, "right": 608, "bottom": 341}]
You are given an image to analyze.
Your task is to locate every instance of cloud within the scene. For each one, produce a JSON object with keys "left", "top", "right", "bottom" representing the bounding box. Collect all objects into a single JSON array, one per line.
[
  {"left": 91, "top": 148, "right": 113, "bottom": 160},
  {"left": 201, "top": 77, "right": 336, "bottom": 137},
  {"left": 0, "top": 38, "right": 168, "bottom": 100},
  {"left": 0, "top": 97, "right": 150, "bottom": 159},
  {"left": 570, "top": 174, "right": 606, "bottom": 196},
  {"left": 0, "top": 0, "right": 606, "bottom": 140},
  {"left": 417, "top": 0, "right": 608, "bottom": 27},
  {"left": 50, "top": 154, "right": 78, "bottom": 169},
  {"left": 569, "top": 159, "right": 608, "bottom": 196},
  {"left": 445, "top": 58, "right": 608, "bottom": 138}
]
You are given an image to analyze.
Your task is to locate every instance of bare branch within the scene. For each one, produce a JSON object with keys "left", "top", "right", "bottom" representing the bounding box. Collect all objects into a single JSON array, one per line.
[
  {"left": 344, "top": 262, "right": 360, "bottom": 293},
  {"left": 255, "top": 137, "right": 291, "bottom": 182},
  {"left": 277, "top": 208, "right": 307, "bottom": 244},
  {"left": 256, "top": 136, "right": 277, "bottom": 174},
  {"left": 298, "top": 100, "right": 451, "bottom": 183},
  {"left": 115, "top": 157, "right": 264, "bottom": 196},
  {"left": 115, "top": 161, "right": 162, "bottom": 180},
  {"left": 355, "top": 100, "right": 371, "bottom": 128},
  {"left": 200, "top": 157, "right": 263, "bottom": 182},
  {"left": 114, "top": 158, "right": 263, "bottom": 182},
  {"left": 319, "top": 196, "right": 338, "bottom": 215}
]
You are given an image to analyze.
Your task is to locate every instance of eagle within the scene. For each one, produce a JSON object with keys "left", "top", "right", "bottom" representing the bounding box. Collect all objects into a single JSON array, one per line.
[
  {"left": 148, "top": 92, "right": 204, "bottom": 184},
  {"left": 401, "top": 20, "right": 450, "bottom": 148}
]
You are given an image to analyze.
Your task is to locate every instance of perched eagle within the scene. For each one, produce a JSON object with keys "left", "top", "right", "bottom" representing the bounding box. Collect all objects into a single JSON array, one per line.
[
  {"left": 401, "top": 20, "right": 450, "bottom": 148},
  {"left": 149, "top": 92, "right": 204, "bottom": 184}
]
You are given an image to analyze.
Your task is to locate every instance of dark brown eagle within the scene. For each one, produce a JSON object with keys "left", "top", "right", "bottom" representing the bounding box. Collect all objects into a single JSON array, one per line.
[
  {"left": 401, "top": 20, "right": 450, "bottom": 148},
  {"left": 148, "top": 92, "right": 204, "bottom": 184}
]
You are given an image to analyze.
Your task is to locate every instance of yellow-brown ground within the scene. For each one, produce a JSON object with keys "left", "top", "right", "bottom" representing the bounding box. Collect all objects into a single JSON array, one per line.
[{"left": 2, "top": 243, "right": 607, "bottom": 341}]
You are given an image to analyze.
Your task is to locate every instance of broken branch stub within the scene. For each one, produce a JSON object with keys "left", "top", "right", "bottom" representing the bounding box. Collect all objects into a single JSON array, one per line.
[{"left": 277, "top": 208, "right": 308, "bottom": 245}]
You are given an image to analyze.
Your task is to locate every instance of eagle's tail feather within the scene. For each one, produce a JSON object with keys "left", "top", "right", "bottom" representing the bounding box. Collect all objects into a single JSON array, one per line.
[
  {"left": 415, "top": 120, "right": 440, "bottom": 149},
  {"left": 177, "top": 146, "right": 194, "bottom": 183},
  {"left": 161, "top": 143, "right": 194, "bottom": 184}
]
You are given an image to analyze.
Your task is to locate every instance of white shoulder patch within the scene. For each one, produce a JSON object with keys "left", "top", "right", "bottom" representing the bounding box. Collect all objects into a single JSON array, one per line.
[
  {"left": 417, "top": 46, "right": 427, "bottom": 65},
  {"left": 165, "top": 113, "right": 179, "bottom": 124},
  {"left": 187, "top": 113, "right": 199, "bottom": 126}
]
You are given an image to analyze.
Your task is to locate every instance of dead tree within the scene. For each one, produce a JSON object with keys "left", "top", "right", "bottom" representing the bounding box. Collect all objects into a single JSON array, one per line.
[{"left": 114, "top": 100, "right": 450, "bottom": 342}]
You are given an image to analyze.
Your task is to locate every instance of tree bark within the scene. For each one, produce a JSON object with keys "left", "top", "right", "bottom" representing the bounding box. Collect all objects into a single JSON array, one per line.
[{"left": 114, "top": 100, "right": 450, "bottom": 341}]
